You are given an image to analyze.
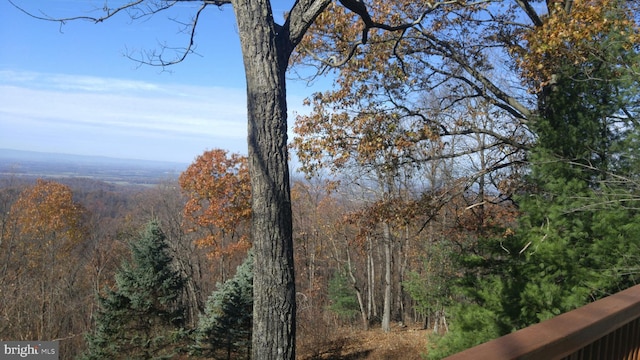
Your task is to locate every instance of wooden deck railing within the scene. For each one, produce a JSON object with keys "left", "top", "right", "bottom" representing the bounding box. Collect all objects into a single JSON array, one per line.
[{"left": 443, "top": 284, "right": 640, "bottom": 360}]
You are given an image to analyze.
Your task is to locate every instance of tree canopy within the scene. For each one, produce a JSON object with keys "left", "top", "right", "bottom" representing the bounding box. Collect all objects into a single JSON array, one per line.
[{"left": 179, "top": 149, "right": 252, "bottom": 270}]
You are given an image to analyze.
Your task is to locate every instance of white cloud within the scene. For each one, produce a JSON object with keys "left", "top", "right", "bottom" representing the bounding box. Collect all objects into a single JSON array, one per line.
[{"left": 0, "top": 71, "right": 249, "bottom": 163}]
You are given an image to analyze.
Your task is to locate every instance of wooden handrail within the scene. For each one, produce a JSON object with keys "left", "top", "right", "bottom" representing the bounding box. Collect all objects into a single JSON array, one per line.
[{"left": 443, "top": 284, "right": 640, "bottom": 360}]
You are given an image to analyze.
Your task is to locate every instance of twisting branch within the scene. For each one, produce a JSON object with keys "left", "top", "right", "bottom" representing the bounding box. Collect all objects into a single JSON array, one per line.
[
  {"left": 320, "top": 0, "right": 491, "bottom": 73},
  {"left": 338, "top": 0, "right": 374, "bottom": 44},
  {"left": 304, "top": 40, "right": 363, "bottom": 72},
  {"left": 417, "top": 28, "right": 533, "bottom": 120},
  {"left": 513, "top": 0, "right": 543, "bottom": 27},
  {"left": 307, "top": 19, "right": 419, "bottom": 73},
  {"left": 338, "top": 0, "right": 466, "bottom": 45},
  {"left": 7, "top": 0, "right": 232, "bottom": 67},
  {"left": 127, "top": 2, "right": 210, "bottom": 67}
]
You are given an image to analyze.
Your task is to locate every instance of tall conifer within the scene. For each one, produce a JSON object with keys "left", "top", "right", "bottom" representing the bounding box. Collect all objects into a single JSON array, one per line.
[
  {"left": 195, "top": 251, "right": 253, "bottom": 360},
  {"left": 81, "top": 220, "right": 187, "bottom": 360}
]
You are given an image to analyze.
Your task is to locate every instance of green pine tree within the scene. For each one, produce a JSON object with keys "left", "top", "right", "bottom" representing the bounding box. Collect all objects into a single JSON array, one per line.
[
  {"left": 80, "top": 220, "right": 187, "bottom": 360},
  {"left": 427, "top": 5, "right": 640, "bottom": 357},
  {"left": 327, "top": 269, "right": 360, "bottom": 322},
  {"left": 404, "top": 240, "right": 455, "bottom": 330},
  {"left": 195, "top": 250, "right": 253, "bottom": 360}
]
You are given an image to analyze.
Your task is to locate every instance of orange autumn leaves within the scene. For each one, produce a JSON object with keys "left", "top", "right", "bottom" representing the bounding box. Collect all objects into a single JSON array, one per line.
[
  {"left": 2, "top": 180, "right": 88, "bottom": 284},
  {"left": 516, "top": 0, "right": 640, "bottom": 89},
  {"left": 179, "top": 149, "right": 251, "bottom": 258},
  {"left": 8, "top": 180, "right": 87, "bottom": 263}
]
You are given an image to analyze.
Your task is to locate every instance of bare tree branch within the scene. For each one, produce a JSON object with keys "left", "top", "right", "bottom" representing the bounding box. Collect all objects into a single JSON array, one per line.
[
  {"left": 9, "top": 0, "right": 151, "bottom": 24},
  {"left": 513, "top": 0, "right": 543, "bottom": 27},
  {"left": 126, "top": 2, "right": 210, "bottom": 67},
  {"left": 338, "top": 0, "right": 476, "bottom": 45},
  {"left": 418, "top": 29, "right": 533, "bottom": 120},
  {"left": 7, "top": 0, "right": 232, "bottom": 66}
]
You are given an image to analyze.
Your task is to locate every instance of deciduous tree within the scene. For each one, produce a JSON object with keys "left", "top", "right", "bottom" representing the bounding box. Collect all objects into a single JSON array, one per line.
[
  {"left": 180, "top": 149, "right": 251, "bottom": 281},
  {"left": 1, "top": 179, "right": 89, "bottom": 355},
  {"left": 292, "top": 0, "right": 639, "bottom": 195}
]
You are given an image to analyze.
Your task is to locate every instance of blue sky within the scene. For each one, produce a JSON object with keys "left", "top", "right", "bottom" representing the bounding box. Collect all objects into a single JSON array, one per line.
[{"left": 0, "top": 1, "right": 322, "bottom": 164}]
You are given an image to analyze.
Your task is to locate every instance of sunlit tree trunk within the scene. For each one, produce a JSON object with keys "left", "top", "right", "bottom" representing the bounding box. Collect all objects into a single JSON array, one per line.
[
  {"left": 232, "top": 1, "right": 296, "bottom": 358},
  {"left": 345, "top": 246, "right": 369, "bottom": 330},
  {"left": 381, "top": 221, "right": 392, "bottom": 333},
  {"left": 366, "top": 235, "right": 377, "bottom": 321},
  {"left": 396, "top": 225, "right": 410, "bottom": 324}
]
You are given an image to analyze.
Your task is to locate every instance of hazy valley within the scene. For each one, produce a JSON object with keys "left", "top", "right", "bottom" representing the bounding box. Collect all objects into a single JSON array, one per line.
[{"left": 0, "top": 148, "right": 187, "bottom": 185}]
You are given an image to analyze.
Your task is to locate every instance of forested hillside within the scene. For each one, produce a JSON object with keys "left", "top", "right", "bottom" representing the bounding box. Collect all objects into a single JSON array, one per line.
[{"left": 1, "top": 164, "right": 474, "bottom": 358}]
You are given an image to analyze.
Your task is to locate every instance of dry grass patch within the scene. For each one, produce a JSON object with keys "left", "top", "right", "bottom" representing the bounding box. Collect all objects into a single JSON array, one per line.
[{"left": 298, "top": 322, "right": 429, "bottom": 360}]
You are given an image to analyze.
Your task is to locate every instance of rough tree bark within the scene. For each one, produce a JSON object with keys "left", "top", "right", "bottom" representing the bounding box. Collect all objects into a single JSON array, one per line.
[
  {"left": 230, "top": 1, "right": 330, "bottom": 358},
  {"left": 232, "top": 1, "right": 295, "bottom": 358}
]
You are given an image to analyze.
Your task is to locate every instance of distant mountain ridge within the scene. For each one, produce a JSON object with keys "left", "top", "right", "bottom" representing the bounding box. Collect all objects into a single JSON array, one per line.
[
  {"left": 0, "top": 148, "right": 188, "bottom": 185},
  {"left": 0, "top": 148, "right": 188, "bottom": 168}
]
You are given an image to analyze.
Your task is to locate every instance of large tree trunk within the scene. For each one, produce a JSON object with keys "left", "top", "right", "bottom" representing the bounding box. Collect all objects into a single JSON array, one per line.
[{"left": 232, "top": 1, "right": 296, "bottom": 359}]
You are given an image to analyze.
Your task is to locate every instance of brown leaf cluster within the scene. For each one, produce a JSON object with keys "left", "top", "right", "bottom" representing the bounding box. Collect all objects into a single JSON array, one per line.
[
  {"left": 292, "top": 0, "right": 531, "bottom": 183},
  {"left": 1, "top": 179, "right": 90, "bottom": 347},
  {"left": 516, "top": 0, "right": 640, "bottom": 89},
  {"left": 179, "top": 149, "right": 251, "bottom": 258},
  {"left": 8, "top": 179, "right": 88, "bottom": 269}
]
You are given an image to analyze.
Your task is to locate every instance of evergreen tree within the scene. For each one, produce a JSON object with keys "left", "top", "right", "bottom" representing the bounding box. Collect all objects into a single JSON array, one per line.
[
  {"left": 404, "top": 241, "right": 456, "bottom": 332},
  {"left": 427, "top": 4, "right": 640, "bottom": 357},
  {"left": 80, "top": 220, "right": 187, "bottom": 360},
  {"left": 195, "top": 251, "right": 253, "bottom": 360},
  {"left": 508, "top": 6, "right": 640, "bottom": 320},
  {"left": 326, "top": 269, "right": 360, "bottom": 322}
]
